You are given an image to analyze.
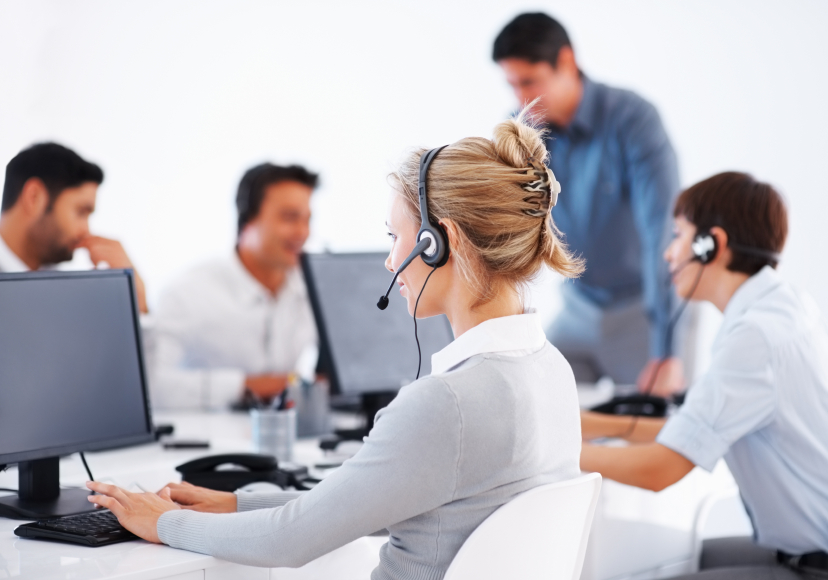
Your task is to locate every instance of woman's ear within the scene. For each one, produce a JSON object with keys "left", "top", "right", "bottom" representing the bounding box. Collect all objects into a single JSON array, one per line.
[{"left": 439, "top": 218, "right": 460, "bottom": 259}]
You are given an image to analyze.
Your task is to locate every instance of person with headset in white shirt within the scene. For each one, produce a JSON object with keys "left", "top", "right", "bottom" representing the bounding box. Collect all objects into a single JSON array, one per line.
[
  {"left": 151, "top": 163, "right": 318, "bottom": 410},
  {"left": 581, "top": 172, "right": 828, "bottom": 579},
  {"left": 87, "top": 109, "right": 586, "bottom": 580}
]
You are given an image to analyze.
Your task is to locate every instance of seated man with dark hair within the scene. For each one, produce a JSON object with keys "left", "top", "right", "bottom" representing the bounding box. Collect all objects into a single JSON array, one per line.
[
  {"left": 581, "top": 172, "right": 828, "bottom": 579},
  {"left": 0, "top": 142, "right": 148, "bottom": 312},
  {"left": 152, "top": 163, "right": 318, "bottom": 410}
]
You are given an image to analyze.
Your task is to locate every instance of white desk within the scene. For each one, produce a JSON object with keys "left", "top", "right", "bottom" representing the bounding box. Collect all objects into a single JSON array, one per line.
[
  {"left": 0, "top": 413, "right": 384, "bottom": 580},
  {"left": 0, "top": 409, "right": 747, "bottom": 580}
]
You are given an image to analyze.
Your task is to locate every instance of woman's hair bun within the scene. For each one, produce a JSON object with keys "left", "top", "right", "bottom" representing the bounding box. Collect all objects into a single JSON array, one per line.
[{"left": 391, "top": 102, "right": 583, "bottom": 306}]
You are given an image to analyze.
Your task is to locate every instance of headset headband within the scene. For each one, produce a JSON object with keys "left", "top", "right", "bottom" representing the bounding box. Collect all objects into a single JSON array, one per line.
[{"left": 418, "top": 145, "right": 448, "bottom": 227}]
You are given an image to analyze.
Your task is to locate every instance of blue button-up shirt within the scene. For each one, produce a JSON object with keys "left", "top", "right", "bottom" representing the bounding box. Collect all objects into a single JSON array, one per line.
[
  {"left": 657, "top": 267, "right": 828, "bottom": 554},
  {"left": 544, "top": 76, "right": 679, "bottom": 357}
]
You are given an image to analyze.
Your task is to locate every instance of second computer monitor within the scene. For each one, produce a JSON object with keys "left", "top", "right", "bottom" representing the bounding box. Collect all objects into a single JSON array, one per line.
[{"left": 302, "top": 252, "right": 454, "bottom": 396}]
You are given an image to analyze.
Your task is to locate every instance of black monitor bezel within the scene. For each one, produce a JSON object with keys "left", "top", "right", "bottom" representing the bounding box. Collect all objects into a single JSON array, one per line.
[{"left": 0, "top": 269, "right": 155, "bottom": 465}]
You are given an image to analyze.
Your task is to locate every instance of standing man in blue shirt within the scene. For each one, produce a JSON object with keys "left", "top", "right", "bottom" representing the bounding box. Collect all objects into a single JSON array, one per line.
[{"left": 494, "top": 13, "right": 682, "bottom": 394}]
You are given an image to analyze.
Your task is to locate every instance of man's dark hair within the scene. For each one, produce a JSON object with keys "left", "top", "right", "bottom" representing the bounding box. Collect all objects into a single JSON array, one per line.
[
  {"left": 2, "top": 142, "right": 104, "bottom": 212},
  {"left": 674, "top": 172, "right": 788, "bottom": 275},
  {"left": 236, "top": 163, "right": 319, "bottom": 235},
  {"left": 492, "top": 13, "right": 572, "bottom": 67}
]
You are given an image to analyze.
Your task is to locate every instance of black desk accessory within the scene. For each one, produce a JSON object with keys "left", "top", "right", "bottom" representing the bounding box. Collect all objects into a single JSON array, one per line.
[{"left": 176, "top": 453, "right": 312, "bottom": 492}]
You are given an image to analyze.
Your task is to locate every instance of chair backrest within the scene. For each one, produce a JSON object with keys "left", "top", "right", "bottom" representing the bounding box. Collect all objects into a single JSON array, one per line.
[{"left": 444, "top": 473, "right": 602, "bottom": 580}]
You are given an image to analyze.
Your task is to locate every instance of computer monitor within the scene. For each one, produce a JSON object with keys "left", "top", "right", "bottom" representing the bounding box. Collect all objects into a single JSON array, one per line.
[
  {"left": 301, "top": 252, "right": 454, "bottom": 432},
  {"left": 0, "top": 270, "right": 153, "bottom": 520}
]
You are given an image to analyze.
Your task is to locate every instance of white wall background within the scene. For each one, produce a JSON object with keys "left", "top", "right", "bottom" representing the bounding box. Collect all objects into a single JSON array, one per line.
[{"left": 2, "top": 0, "right": 827, "bottom": 336}]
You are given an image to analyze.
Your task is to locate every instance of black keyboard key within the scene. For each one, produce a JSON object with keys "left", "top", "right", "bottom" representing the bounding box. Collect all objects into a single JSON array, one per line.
[{"left": 14, "top": 510, "right": 139, "bottom": 547}]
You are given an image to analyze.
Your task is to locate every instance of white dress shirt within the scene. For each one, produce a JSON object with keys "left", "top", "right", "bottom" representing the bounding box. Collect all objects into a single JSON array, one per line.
[
  {"left": 151, "top": 254, "right": 317, "bottom": 410},
  {"left": 0, "top": 234, "right": 30, "bottom": 272},
  {"left": 431, "top": 310, "right": 547, "bottom": 375},
  {"left": 657, "top": 266, "right": 828, "bottom": 554}
]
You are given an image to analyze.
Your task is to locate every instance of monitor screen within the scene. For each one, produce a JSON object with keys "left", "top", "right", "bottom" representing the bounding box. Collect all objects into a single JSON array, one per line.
[
  {"left": 0, "top": 270, "right": 152, "bottom": 464},
  {"left": 302, "top": 252, "right": 454, "bottom": 395}
]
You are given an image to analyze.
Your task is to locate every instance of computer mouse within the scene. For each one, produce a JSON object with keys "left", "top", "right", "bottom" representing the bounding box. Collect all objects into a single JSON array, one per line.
[{"left": 590, "top": 394, "right": 669, "bottom": 417}]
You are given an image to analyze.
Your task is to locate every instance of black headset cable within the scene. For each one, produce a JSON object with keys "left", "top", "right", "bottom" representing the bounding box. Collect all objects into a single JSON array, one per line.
[
  {"left": 413, "top": 266, "right": 439, "bottom": 380},
  {"left": 617, "top": 261, "right": 706, "bottom": 439}
]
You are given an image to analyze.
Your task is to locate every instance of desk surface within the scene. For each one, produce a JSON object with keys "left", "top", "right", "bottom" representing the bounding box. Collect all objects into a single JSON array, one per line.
[
  {"left": 0, "top": 412, "right": 341, "bottom": 580},
  {"left": 0, "top": 405, "right": 747, "bottom": 580}
]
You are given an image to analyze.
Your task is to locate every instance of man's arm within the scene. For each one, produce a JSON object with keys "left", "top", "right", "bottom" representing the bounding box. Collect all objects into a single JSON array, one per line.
[
  {"left": 78, "top": 235, "right": 148, "bottom": 313},
  {"left": 581, "top": 410, "right": 666, "bottom": 443},
  {"left": 581, "top": 442, "right": 695, "bottom": 492},
  {"left": 623, "top": 99, "right": 683, "bottom": 395}
]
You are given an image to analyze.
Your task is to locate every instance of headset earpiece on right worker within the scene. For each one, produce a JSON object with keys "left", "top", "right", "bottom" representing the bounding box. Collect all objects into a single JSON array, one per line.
[
  {"left": 377, "top": 145, "right": 450, "bottom": 310},
  {"left": 691, "top": 228, "right": 781, "bottom": 266},
  {"left": 691, "top": 230, "right": 718, "bottom": 264}
]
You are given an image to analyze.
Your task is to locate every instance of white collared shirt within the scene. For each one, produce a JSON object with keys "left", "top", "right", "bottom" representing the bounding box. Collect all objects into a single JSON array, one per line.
[
  {"left": 431, "top": 311, "right": 547, "bottom": 375},
  {"left": 657, "top": 266, "right": 828, "bottom": 554},
  {"left": 0, "top": 234, "right": 30, "bottom": 273},
  {"left": 151, "top": 254, "right": 317, "bottom": 410}
]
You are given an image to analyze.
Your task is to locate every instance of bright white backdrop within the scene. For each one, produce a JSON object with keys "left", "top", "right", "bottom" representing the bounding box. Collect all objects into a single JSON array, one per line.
[{"left": 2, "top": 1, "right": 827, "bottom": 336}]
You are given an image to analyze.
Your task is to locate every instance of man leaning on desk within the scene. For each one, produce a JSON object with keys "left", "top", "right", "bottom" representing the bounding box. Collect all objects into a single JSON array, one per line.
[
  {"left": 493, "top": 13, "right": 683, "bottom": 395},
  {"left": 151, "top": 163, "right": 317, "bottom": 410},
  {"left": 581, "top": 173, "right": 828, "bottom": 579},
  {"left": 0, "top": 142, "right": 149, "bottom": 313}
]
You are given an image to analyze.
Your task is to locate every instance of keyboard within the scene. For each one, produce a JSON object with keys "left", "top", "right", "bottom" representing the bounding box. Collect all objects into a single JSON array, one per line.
[{"left": 15, "top": 510, "right": 138, "bottom": 546}]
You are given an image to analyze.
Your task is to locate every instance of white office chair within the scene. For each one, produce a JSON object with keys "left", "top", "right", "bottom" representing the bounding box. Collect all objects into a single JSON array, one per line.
[{"left": 444, "top": 472, "right": 602, "bottom": 580}]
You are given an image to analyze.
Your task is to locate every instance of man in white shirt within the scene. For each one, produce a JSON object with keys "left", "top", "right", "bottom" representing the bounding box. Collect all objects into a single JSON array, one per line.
[
  {"left": 0, "top": 142, "right": 148, "bottom": 313},
  {"left": 151, "top": 163, "right": 318, "bottom": 410},
  {"left": 580, "top": 172, "right": 828, "bottom": 579}
]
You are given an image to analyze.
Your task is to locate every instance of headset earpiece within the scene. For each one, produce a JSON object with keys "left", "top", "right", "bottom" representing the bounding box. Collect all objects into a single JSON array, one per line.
[
  {"left": 376, "top": 145, "right": 451, "bottom": 310},
  {"left": 691, "top": 230, "right": 718, "bottom": 265},
  {"left": 417, "top": 146, "right": 450, "bottom": 268}
]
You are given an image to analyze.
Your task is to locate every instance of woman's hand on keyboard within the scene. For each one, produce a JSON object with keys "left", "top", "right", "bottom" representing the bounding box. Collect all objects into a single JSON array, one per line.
[
  {"left": 86, "top": 481, "right": 181, "bottom": 543},
  {"left": 162, "top": 481, "right": 237, "bottom": 513}
]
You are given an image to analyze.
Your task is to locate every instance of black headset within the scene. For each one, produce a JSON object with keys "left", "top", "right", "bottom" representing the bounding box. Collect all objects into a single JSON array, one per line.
[
  {"left": 377, "top": 145, "right": 449, "bottom": 310},
  {"left": 691, "top": 229, "right": 780, "bottom": 266}
]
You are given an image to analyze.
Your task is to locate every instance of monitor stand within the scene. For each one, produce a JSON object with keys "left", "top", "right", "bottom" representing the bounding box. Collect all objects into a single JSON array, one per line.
[
  {"left": 0, "top": 457, "right": 98, "bottom": 520},
  {"left": 322, "top": 392, "right": 397, "bottom": 450}
]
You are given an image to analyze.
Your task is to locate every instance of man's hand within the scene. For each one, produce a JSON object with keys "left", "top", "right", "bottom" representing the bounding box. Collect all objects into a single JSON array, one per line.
[
  {"left": 637, "top": 357, "right": 685, "bottom": 397},
  {"left": 244, "top": 374, "right": 289, "bottom": 400},
  {"left": 86, "top": 481, "right": 180, "bottom": 543},
  {"left": 162, "top": 481, "right": 237, "bottom": 513},
  {"left": 77, "top": 235, "right": 148, "bottom": 313}
]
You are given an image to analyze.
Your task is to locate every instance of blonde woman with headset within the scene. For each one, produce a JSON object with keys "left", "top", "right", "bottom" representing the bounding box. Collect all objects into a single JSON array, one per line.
[{"left": 87, "top": 109, "right": 585, "bottom": 580}]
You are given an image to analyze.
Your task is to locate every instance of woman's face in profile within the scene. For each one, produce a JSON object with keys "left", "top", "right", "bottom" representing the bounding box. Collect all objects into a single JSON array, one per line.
[{"left": 385, "top": 193, "right": 446, "bottom": 318}]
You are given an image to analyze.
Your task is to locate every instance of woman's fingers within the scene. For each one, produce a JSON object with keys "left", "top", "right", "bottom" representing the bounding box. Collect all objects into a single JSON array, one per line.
[
  {"left": 87, "top": 481, "right": 132, "bottom": 504},
  {"left": 87, "top": 491, "right": 125, "bottom": 518}
]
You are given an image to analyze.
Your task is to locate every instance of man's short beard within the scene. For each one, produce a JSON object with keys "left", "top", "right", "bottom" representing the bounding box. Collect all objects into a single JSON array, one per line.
[{"left": 27, "top": 212, "right": 75, "bottom": 266}]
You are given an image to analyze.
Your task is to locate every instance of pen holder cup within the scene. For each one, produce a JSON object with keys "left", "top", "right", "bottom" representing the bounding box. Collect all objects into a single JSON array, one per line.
[{"left": 251, "top": 408, "right": 296, "bottom": 462}]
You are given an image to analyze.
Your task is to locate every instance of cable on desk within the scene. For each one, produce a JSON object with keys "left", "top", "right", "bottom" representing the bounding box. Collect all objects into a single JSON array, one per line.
[{"left": 80, "top": 452, "right": 95, "bottom": 482}]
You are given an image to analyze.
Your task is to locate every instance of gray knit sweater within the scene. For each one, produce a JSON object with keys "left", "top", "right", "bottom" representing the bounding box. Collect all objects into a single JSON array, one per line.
[{"left": 158, "top": 343, "right": 581, "bottom": 580}]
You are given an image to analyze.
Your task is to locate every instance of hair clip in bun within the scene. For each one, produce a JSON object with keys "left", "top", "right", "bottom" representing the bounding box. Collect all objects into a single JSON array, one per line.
[
  {"left": 521, "top": 157, "right": 560, "bottom": 216},
  {"left": 548, "top": 168, "right": 560, "bottom": 208}
]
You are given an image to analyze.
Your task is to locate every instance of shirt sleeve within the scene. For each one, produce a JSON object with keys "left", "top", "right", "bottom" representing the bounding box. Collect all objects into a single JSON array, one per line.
[
  {"left": 623, "top": 99, "right": 680, "bottom": 358},
  {"left": 156, "top": 377, "right": 462, "bottom": 568},
  {"left": 657, "top": 321, "right": 776, "bottom": 471}
]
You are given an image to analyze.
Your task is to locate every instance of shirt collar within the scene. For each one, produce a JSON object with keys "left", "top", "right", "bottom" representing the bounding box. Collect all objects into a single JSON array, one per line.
[
  {"left": 553, "top": 73, "right": 598, "bottom": 137},
  {"left": 722, "top": 266, "right": 783, "bottom": 322},
  {"left": 0, "top": 234, "right": 30, "bottom": 273},
  {"left": 430, "top": 311, "right": 547, "bottom": 375},
  {"left": 228, "top": 251, "right": 303, "bottom": 304}
]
